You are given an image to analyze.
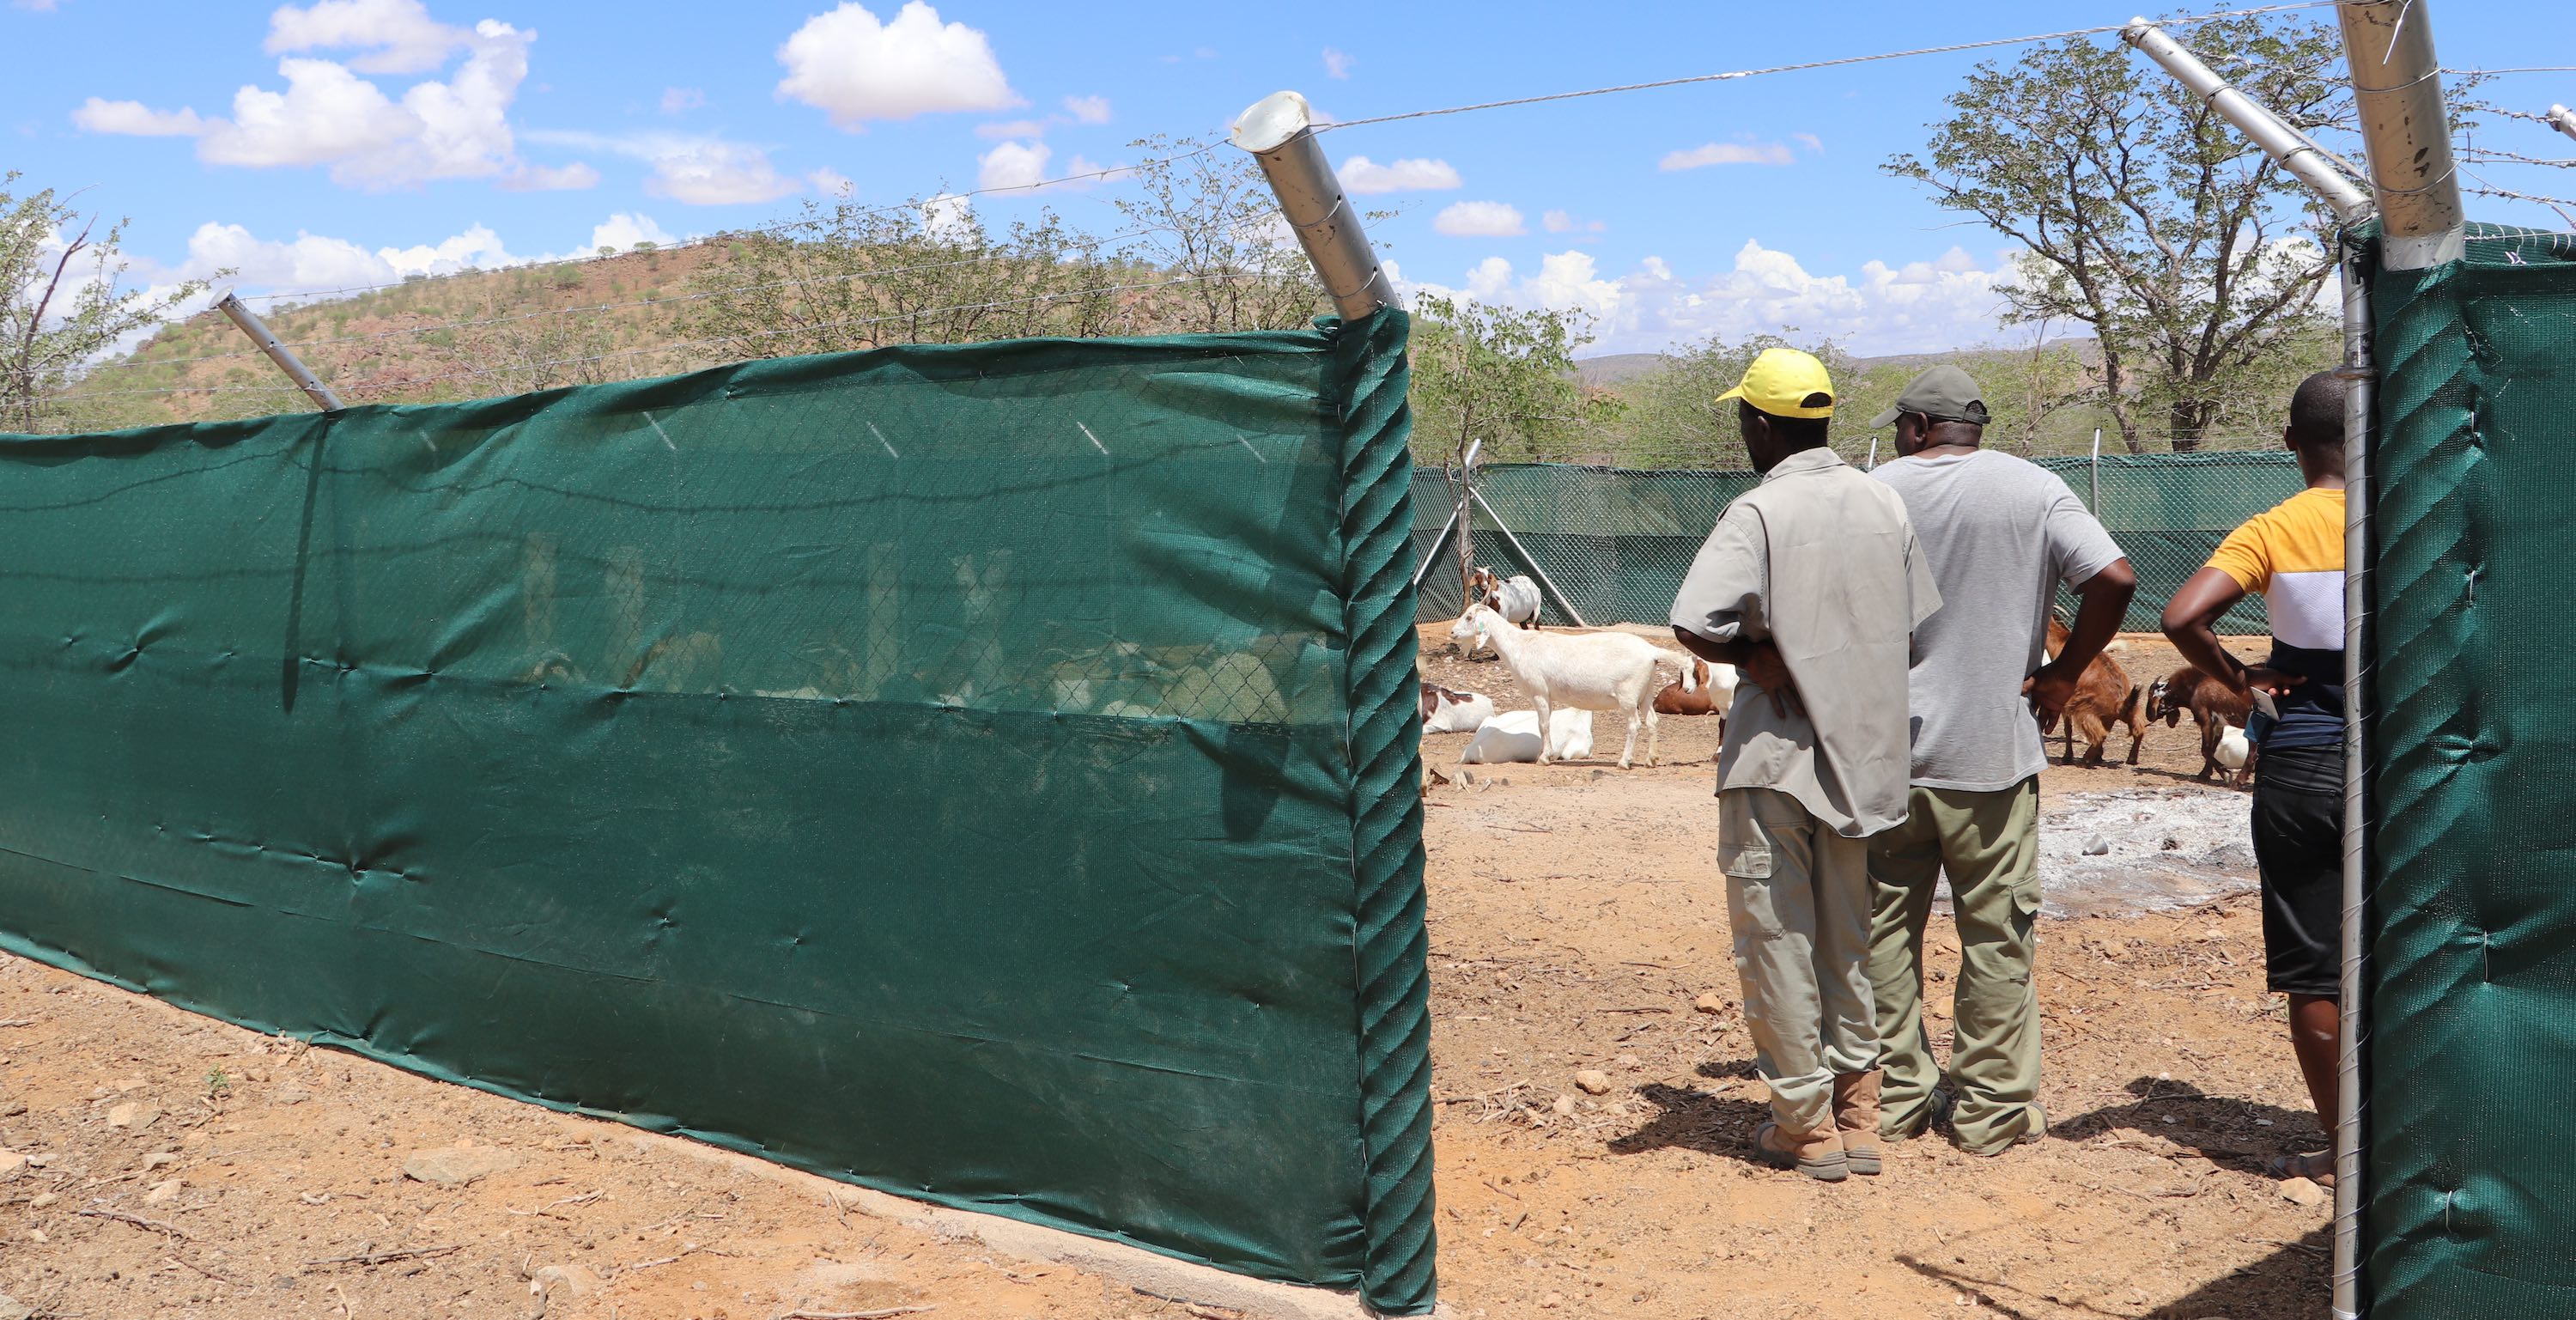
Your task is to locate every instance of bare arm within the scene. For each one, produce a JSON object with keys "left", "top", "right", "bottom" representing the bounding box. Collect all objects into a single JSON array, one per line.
[
  {"left": 2026, "top": 558, "right": 2137, "bottom": 717},
  {"left": 2160, "top": 567, "right": 2301, "bottom": 696},
  {"left": 1672, "top": 629, "right": 1791, "bottom": 696}
]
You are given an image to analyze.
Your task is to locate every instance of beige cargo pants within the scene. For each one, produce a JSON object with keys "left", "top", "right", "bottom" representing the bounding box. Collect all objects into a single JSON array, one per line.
[
  {"left": 1866, "top": 780, "right": 2045, "bottom": 1154},
  {"left": 1720, "top": 787, "right": 1879, "bottom": 1135}
]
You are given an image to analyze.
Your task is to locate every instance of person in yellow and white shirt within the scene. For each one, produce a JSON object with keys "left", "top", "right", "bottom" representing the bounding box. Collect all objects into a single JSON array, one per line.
[{"left": 2160, "top": 370, "right": 2348, "bottom": 1187}]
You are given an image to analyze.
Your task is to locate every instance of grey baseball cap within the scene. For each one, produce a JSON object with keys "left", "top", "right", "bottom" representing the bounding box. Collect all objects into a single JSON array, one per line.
[{"left": 1868, "top": 364, "right": 1991, "bottom": 429}]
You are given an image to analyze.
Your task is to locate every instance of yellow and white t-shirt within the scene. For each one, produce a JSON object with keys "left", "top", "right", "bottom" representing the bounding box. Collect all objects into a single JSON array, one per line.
[{"left": 2206, "top": 485, "right": 2345, "bottom": 750}]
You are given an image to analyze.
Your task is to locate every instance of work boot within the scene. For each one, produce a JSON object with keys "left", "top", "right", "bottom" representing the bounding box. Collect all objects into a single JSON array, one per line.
[
  {"left": 1832, "top": 1072, "right": 1884, "bottom": 1176},
  {"left": 1753, "top": 1122, "right": 1849, "bottom": 1183}
]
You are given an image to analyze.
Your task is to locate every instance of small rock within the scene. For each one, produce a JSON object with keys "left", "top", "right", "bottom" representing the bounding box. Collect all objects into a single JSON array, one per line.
[
  {"left": 1497, "top": 777, "right": 1510, "bottom": 787},
  {"left": 2082, "top": 836, "right": 2111, "bottom": 857},
  {"left": 2161, "top": 836, "right": 2181, "bottom": 851},
  {"left": 1573, "top": 1069, "right": 1613, "bottom": 1096},
  {"left": 299, "top": 1192, "right": 329, "bottom": 1206},
  {"left": 1551, "top": 1095, "right": 1577, "bottom": 1117},
  {"left": 143, "top": 1177, "right": 183, "bottom": 1206},
  {"left": 2280, "top": 1176, "right": 2330, "bottom": 1207},
  {"left": 0, "top": 1102, "right": 25, "bottom": 1117},
  {"left": 273, "top": 1087, "right": 311, "bottom": 1106},
  {"left": 1694, "top": 992, "right": 1725, "bottom": 1014},
  {"left": 1614, "top": 1053, "right": 1641, "bottom": 1069},
  {"left": 1590, "top": 769, "right": 1607, "bottom": 780},
  {"left": 0, "top": 1151, "right": 23, "bottom": 1183},
  {"left": 1541, "top": 1292, "right": 1566, "bottom": 1310},
  {"left": 26, "top": 1194, "right": 53, "bottom": 1210},
  {"left": 531, "top": 1264, "right": 603, "bottom": 1297},
  {"left": 0, "top": 1290, "right": 27, "bottom": 1320},
  {"left": 2202, "top": 927, "right": 2225, "bottom": 941},
  {"left": 112, "top": 1076, "right": 148, "bottom": 1094},
  {"left": 142, "top": 1152, "right": 179, "bottom": 1171},
  {"left": 105, "top": 1102, "right": 160, "bottom": 1130},
  {"left": 401, "top": 1146, "right": 519, "bottom": 1186},
  {"left": 24, "top": 1228, "right": 44, "bottom": 1244}
]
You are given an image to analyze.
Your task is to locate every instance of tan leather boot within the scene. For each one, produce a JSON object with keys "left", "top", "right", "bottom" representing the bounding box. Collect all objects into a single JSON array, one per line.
[
  {"left": 1753, "top": 1121, "right": 1850, "bottom": 1182},
  {"left": 1833, "top": 1072, "right": 1884, "bottom": 1176}
]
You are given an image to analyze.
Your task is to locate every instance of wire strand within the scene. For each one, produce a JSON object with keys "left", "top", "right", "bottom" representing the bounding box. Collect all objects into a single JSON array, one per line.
[{"left": 1316, "top": 3, "right": 2341, "bottom": 131}]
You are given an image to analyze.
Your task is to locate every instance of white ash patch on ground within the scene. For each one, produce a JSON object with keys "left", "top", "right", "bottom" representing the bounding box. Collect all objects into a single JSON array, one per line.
[{"left": 2027, "top": 788, "right": 2258, "bottom": 918}]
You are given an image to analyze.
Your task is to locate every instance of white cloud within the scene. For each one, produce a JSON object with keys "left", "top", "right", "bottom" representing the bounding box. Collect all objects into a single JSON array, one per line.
[
  {"left": 1542, "top": 210, "right": 1607, "bottom": 235},
  {"left": 265, "top": 0, "right": 466, "bottom": 76},
  {"left": 808, "top": 166, "right": 854, "bottom": 197},
  {"left": 79, "top": 18, "right": 539, "bottom": 191},
  {"left": 659, "top": 87, "right": 704, "bottom": 114},
  {"left": 1433, "top": 200, "right": 1525, "bottom": 238},
  {"left": 1061, "top": 94, "right": 1110, "bottom": 124},
  {"left": 776, "top": 1, "right": 1018, "bottom": 130},
  {"left": 1793, "top": 131, "right": 1823, "bottom": 153},
  {"left": 586, "top": 212, "right": 676, "bottom": 252},
  {"left": 1338, "top": 155, "right": 1460, "bottom": 194},
  {"left": 1322, "top": 47, "right": 1354, "bottom": 79},
  {"left": 528, "top": 130, "right": 799, "bottom": 206},
  {"left": 499, "top": 161, "right": 598, "bottom": 191},
  {"left": 977, "top": 139, "right": 1048, "bottom": 192},
  {"left": 975, "top": 117, "right": 1050, "bottom": 140},
  {"left": 1659, "top": 140, "right": 1796, "bottom": 171},
  {"left": 1400, "top": 240, "right": 2015, "bottom": 357},
  {"left": 70, "top": 100, "right": 207, "bottom": 136},
  {"left": 920, "top": 192, "right": 975, "bottom": 243}
]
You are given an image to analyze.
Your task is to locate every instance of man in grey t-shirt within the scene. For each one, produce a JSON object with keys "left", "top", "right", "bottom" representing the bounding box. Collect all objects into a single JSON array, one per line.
[{"left": 1863, "top": 366, "right": 2136, "bottom": 1154}]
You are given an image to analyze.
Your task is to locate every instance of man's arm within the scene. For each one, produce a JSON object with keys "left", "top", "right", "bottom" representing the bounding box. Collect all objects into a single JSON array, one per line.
[
  {"left": 2026, "top": 558, "right": 2136, "bottom": 718},
  {"left": 1672, "top": 629, "right": 1791, "bottom": 690},
  {"left": 2161, "top": 567, "right": 2301, "bottom": 696}
]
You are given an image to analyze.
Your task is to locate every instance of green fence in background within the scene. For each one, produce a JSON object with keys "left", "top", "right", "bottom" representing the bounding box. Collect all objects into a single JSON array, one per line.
[
  {"left": 1413, "top": 451, "right": 2301, "bottom": 636},
  {"left": 0, "top": 312, "right": 1438, "bottom": 1313},
  {"left": 2366, "top": 224, "right": 2576, "bottom": 1318}
]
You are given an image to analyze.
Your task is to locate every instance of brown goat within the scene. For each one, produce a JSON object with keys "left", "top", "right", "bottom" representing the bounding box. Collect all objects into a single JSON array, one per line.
[
  {"left": 2148, "top": 665, "right": 2258, "bottom": 784},
  {"left": 2038, "top": 618, "right": 2148, "bottom": 766}
]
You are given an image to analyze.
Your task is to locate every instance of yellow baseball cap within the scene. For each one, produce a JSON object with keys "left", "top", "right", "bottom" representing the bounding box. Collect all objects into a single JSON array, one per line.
[{"left": 1715, "top": 348, "right": 1836, "bottom": 420}]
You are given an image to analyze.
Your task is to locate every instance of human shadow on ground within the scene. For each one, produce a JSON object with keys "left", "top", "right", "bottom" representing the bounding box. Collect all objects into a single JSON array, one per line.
[
  {"left": 1602, "top": 1059, "right": 1771, "bottom": 1167},
  {"left": 1894, "top": 1225, "right": 2330, "bottom": 1319},
  {"left": 2054, "top": 1076, "right": 2325, "bottom": 1174}
]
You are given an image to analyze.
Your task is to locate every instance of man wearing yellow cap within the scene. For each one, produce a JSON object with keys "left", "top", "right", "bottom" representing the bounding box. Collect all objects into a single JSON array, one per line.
[{"left": 1670, "top": 348, "right": 1941, "bottom": 1183}]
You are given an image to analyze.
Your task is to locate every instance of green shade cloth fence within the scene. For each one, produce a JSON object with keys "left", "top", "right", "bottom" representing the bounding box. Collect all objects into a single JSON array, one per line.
[
  {"left": 0, "top": 312, "right": 1438, "bottom": 1312},
  {"left": 2366, "top": 223, "right": 2576, "bottom": 1317},
  {"left": 1413, "top": 452, "right": 2301, "bottom": 636}
]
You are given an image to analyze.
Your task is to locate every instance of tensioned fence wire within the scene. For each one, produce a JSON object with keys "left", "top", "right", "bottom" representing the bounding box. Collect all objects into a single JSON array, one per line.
[{"left": 1413, "top": 452, "right": 2302, "bottom": 636}]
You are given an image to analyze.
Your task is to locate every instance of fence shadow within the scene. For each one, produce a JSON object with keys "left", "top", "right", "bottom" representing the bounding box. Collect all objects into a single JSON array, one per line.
[
  {"left": 1894, "top": 1226, "right": 2330, "bottom": 1318},
  {"left": 1603, "top": 1060, "right": 1771, "bottom": 1167},
  {"left": 2054, "top": 1076, "right": 2324, "bottom": 1172}
]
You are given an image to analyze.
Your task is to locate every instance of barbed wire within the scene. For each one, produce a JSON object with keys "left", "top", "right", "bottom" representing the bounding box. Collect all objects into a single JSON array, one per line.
[
  {"left": 83, "top": 226, "right": 1175, "bottom": 374},
  {"left": 68, "top": 271, "right": 1278, "bottom": 401},
  {"left": 1315, "top": 3, "right": 2340, "bottom": 131}
]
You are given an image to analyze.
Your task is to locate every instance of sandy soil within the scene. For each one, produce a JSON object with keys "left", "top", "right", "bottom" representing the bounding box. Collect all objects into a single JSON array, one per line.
[{"left": 0, "top": 632, "right": 2321, "bottom": 1320}]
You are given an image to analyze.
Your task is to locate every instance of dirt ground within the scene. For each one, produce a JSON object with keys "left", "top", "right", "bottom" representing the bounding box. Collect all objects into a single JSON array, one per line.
[{"left": 0, "top": 632, "right": 2318, "bottom": 1320}]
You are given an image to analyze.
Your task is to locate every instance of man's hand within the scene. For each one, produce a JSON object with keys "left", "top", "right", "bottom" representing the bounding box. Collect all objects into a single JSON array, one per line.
[
  {"left": 2022, "top": 659, "right": 2083, "bottom": 721},
  {"left": 1741, "top": 642, "right": 1797, "bottom": 717}
]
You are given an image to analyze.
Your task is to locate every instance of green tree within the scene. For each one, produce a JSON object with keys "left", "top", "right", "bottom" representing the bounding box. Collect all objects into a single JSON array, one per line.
[
  {"left": 1407, "top": 292, "right": 1595, "bottom": 588},
  {"left": 1885, "top": 16, "right": 2354, "bottom": 452},
  {"left": 1109, "top": 136, "right": 1328, "bottom": 333},
  {"left": 2, "top": 174, "right": 215, "bottom": 432}
]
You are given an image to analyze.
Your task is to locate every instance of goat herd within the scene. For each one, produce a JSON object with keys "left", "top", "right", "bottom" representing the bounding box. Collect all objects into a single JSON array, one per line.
[{"left": 1422, "top": 567, "right": 2254, "bottom": 784}]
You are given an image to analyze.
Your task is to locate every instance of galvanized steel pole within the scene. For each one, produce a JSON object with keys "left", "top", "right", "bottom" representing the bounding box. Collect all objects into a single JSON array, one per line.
[
  {"left": 2330, "top": 244, "right": 2375, "bottom": 1320},
  {"left": 2121, "top": 19, "right": 2375, "bottom": 224},
  {"left": 2549, "top": 103, "right": 2576, "bottom": 143},
  {"left": 1228, "top": 92, "right": 1400, "bottom": 321},
  {"left": 2336, "top": 1, "right": 2466, "bottom": 270},
  {"left": 214, "top": 292, "right": 344, "bottom": 413}
]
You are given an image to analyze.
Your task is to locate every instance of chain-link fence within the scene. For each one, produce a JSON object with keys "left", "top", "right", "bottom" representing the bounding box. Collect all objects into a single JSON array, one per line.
[{"left": 1413, "top": 447, "right": 2303, "bottom": 636}]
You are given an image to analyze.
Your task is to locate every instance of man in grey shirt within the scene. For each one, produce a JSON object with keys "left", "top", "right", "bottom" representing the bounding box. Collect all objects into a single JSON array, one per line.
[
  {"left": 1863, "top": 366, "right": 2136, "bottom": 1154},
  {"left": 1671, "top": 349, "right": 1941, "bottom": 1183}
]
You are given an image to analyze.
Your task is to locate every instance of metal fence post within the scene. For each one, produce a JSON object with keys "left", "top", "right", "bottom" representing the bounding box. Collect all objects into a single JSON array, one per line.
[
  {"left": 2337, "top": 1, "right": 2467, "bottom": 270},
  {"left": 1228, "top": 92, "right": 1400, "bottom": 320},
  {"left": 2090, "top": 429, "right": 2103, "bottom": 514},
  {"left": 214, "top": 293, "right": 345, "bottom": 413}
]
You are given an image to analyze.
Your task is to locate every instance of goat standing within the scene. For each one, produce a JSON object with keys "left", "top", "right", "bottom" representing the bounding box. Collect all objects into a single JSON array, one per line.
[{"left": 1448, "top": 605, "right": 1686, "bottom": 769}]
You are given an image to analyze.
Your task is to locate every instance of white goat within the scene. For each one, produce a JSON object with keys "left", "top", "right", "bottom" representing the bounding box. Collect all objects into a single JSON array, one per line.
[
  {"left": 2215, "top": 721, "right": 2253, "bottom": 787},
  {"left": 1419, "top": 681, "right": 1498, "bottom": 734},
  {"left": 1447, "top": 604, "right": 1686, "bottom": 769},
  {"left": 1460, "top": 709, "right": 1595, "bottom": 763}
]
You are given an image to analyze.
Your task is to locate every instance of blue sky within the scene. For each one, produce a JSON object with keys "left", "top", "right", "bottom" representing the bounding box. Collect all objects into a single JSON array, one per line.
[{"left": 8, "top": 0, "right": 2573, "bottom": 356}]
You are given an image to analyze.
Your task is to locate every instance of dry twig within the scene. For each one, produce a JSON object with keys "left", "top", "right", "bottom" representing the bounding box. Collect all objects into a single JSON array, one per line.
[
  {"left": 76, "top": 1208, "right": 190, "bottom": 1239},
  {"left": 302, "top": 1244, "right": 463, "bottom": 1268}
]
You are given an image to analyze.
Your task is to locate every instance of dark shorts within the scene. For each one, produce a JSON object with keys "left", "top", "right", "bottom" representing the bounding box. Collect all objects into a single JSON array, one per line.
[{"left": 2251, "top": 743, "right": 2343, "bottom": 996}]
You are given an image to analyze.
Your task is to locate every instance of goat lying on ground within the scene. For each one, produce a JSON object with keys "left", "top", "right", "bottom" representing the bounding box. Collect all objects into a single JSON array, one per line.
[
  {"left": 1419, "top": 681, "right": 1497, "bottom": 734},
  {"left": 1653, "top": 659, "right": 1739, "bottom": 733},
  {"left": 1448, "top": 604, "right": 1687, "bottom": 768},
  {"left": 2148, "top": 666, "right": 2258, "bottom": 784},
  {"left": 1459, "top": 709, "right": 1595, "bottom": 763},
  {"left": 2038, "top": 617, "right": 2147, "bottom": 766}
]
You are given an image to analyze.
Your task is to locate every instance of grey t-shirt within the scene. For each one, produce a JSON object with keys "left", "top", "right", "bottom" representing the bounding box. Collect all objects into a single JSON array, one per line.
[{"left": 1869, "top": 449, "right": 2126, "bottom": 793}]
